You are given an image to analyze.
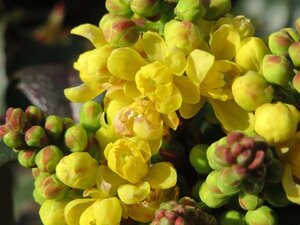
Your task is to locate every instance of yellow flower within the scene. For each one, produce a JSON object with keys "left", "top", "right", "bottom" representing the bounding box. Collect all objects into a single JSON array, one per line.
[{"left": 104, "top": 138, "right": 149, "bottom": 183}]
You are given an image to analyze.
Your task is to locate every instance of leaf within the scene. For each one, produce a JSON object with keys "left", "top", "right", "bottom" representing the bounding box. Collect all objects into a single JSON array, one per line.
[{"left": 0, "top": 139, "right": 17, "bottom": 166}]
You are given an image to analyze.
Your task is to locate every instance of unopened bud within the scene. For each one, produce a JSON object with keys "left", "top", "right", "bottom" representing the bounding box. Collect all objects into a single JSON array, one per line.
[
  {"left": 99, "top": 13, "right": 139, "bottom": 47},
  {"left": 84, "top": 134, "right": 101, "bottom": 161},
  {"left": 288, "top": 41, "right": 300, "bottom": 67},
  {"left": 220, "top": 210, "right": 246, "bottom": 225},
  {"left": 130, "top": 0, "right": 161, "bottom": 18},
  {"left": 199, "top": 181, "right": 229, "bottom": 208},
  {"left": 25, "top": 106, "right": 44, "bottom": 125},
  {"left": 238, "top": 191, "right": 264, "bottom": 210},
  {"left": 79, "top": 101, "right": 102, "bottom": 132},
  {"left": 295, "top": 17, "right": 300, "bottom": 35},
  {"left": 63, "top": 117, "right": 75, "bottom": 130},
  {"left": 3, "top": 130, "right": 26, "bottom": 150},
  {"left": 5, "top": 108, "right": 28, "bottom": 132},
  {"left": 292, "top": 71, "right": 300, "bottom": 93},
  {"left": 18, "top": 149, "right": 37, "bottom": 168},
  {"left": 175, "top": 0, "right": 209, "bottom": 22},
  {"left": 35, "top": 145, "right": 64, "bottom": 173},
  {"left": 105, "top": 0, "right": 133, "bottom": 17},
  {"left": 262, "top": 54, "right": 294, "bottom": 86},
  {"left": 25, "top": 125, "right": 49, "bottom": 148},
  {"left": 268, "top": 29, "right": 296, "bottom": 55},
  {"left": 64, "top": 125, "right": 88, "bottom": 152},
  {"left": 189, "top": 144, "right": 212, "bottom": 175},
  {"left": 45, "top": 115, "right": 64, "bottom": 141},
  {"left": 232, "top": 71, "right": 274, "bottom": 111},
  {"left": 245, "top": 206, "right": 278, "bottom": 225}
]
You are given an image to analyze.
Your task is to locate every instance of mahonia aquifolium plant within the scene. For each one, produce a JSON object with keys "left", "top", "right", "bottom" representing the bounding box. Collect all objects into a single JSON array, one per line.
[{"left": 2, "top": 0, "right": 300, "bottom": 224}]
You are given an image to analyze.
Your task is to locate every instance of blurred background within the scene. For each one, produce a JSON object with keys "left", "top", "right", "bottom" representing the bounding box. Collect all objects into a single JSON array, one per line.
[{"left": 0, "top": 0, "right": 300, "bottom": 224}]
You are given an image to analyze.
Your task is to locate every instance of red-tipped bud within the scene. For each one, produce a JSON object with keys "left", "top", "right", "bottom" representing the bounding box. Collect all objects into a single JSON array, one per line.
[
  {"left": 5, "top": 108, "right": 29, "bottom": 132},
  {"left": 130, "top": 0, "right": 161, "bottom": 18},
  {"left": 25, "top": 125, "right": 49, "bottom": 148},
  {"left": 44, "top": 115, "right": 64, "bottom": 141},
  {"left": 288, "top": 41, "right": 300, "bottom": 67},
  {"left": 35, "top": 145, "right": 64, "bottom": 173},
  {"left": 3, "top": 130, "right": 26, "bottom": 150},
  {"left": 18, "top": 149, "right": 37, "bottom": 168},
  {"left": 25, "top": 106, "right": 44, "bottom": 125},
  {"left": 105, "top": 0, "right": 133, "bottom": 17}
]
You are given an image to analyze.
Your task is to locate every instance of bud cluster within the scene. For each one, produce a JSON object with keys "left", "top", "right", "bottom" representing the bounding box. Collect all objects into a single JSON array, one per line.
[
  {"left": 0, "top": 101, "right": 103, "bottom": 203},
  {"left": 197, "top": 131, "right": 285, "bottom": 215},
  {"left": 151, "top": 196, "right": 217, "bottom": 225}
]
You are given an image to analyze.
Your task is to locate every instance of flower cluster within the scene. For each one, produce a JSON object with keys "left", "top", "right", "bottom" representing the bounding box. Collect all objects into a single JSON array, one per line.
[{"left": 2, "top": 0, "right": 300, "bottom": 224}]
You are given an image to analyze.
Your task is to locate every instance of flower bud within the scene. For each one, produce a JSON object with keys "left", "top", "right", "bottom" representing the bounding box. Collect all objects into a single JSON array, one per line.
[
  {"left": 105, "top": 0, "right": 133, "bottom": 17},
  {"left": 84, "top": 134, "right": 101, "bottom": 161},
  {"left": 238, "top": 191, "right": 264, "bottom": 210},
  {"left": 45, "top": 115, "right": 64, "bottom": 141},
  {"left": 64, "top": 125, "right": 88, "bottom": 152},
  {"left": 130, "top": 0, "right": 161, "bottom": 18},
  {"left": 39, "top": 199, "right": 69, "bottom": 225},
  {"left": 164, "top": 20, "right": 203, "bottom": 55},
  {"left": 254, "top": 102, "right": 300, "bottom": 145},
  {"left": 18, "top": 149, "right": 37, "bottom": 168},
  {"left": 35, "top": 173, "right": 69, "bottom": 200},
  {"left": 204, "top": 0, "right": 231, "bottom": 20},
  {"left": 295, "top": 17, "right": 300, "bottom": 35},
  {"left": 56, "top": 152, "right": 98, "bottom": 189},
  {"left": 0, "top": 125, "right": 8, "bottom": 138},
  {"left": 189, "top": 144, "right": 212, "bottom": 175},
  {"left": 232, "top": 71, "right": 274, "bottom": 111},
  {"left": 268, "top": 29, "right": 296, "bottom": 55},
  {"left": 262, "top": 54, "right": 294, "bottom": 86},
  {"left": 288, "top": 41, "right": 300, "bottom": 67},
  {"left": 25, "top": 105, "right": 44, "bottom": 125},
  {"left": 174, "top": 0, "right": 209, "bottom": 22},
  {"left": 292, "top": 70, "right": 300, "bottom": 93},
  {"left": 5, "top": 108, "right": 29, "bottom": 132},
  {"left": 235, "top": 37, "right": 270, "bottom": 72},
  {"left": 245, "top": 206, "right": 278, "bottom": 225},
  {"left": 3, "top": 130, "right": 26, "bottom": 149},
  {"left": 99, "top": 13, "right": 139, "bottom": 47},
  {"left": 35, "top": 145, "right": 64, "bottom": 173},
  {"left": 32, "top": 167, "right": 42, "bottom": 179},
  {"left": 62, "top": 117, "right": 75, "bottom": 130},
  {"left": 25, "top": 125, "right": 49, "bottom": 148},
  {"left": 33, "top": 187, "right": 46, "bottom": 205},
  {"left": 264, "top": 183, "right": 289, "bottom": 207},
  {"left": 79, "top": 101, "right": 102, "bottom": 131},
  {"left": 240, "top": 179, "right": 264, "bottom": 195},
  {"left": 220, "top": 210, "right": 246, "bottom": 225},
  {"left": 199, "top": 181, "right": 229, "bottom": 208}
]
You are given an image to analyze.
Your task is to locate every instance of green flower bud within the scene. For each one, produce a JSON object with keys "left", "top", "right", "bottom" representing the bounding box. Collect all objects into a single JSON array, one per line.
[
  {"left": 25, "top": 125, "right": 49, "bottom": 148},
  {"left": 32, "top": 167, "right": 42, "bottom": 179},
  {"left": 35, "top": 145, "right": 64, "bottom": 173},
  {"left": 18, "top": 149, "right": 37, "bottom": 168},
  {"left": 206, "top": 170, "right": 226, "bottom": 198},
  {"left": 79, "top": 101, "right": 103, "bottom": 131},
  {"left": 240, "top": 179, "right": 264, "bottom": 195},
  {"left": 84, "top": 134, "right": 102, "bottom": 161},
  {"left": 264, "top": 183, "right": 289, "bottom": 207},
  {"left": 3, "top": 130, "right": 26, "bottom": 150},
  {"left": 268, "top": 29, "right": 296, "bottom": 55},
  {"left": 254, "top": 102, "right": 300, "bottom": 145},
  {"left": 130, "top": 0, "right": 161, "bottom": 18},
  {"left": 105, "top": 0, "right": 133, "bottom": 17},
  {"left": 189, "top": 144, "right": 212, "bottom": 175},
  {"left": 204, "top": 0, "right": 231, "bottom": 20},
  {"left": 174, "top": 0, "right": 210, "bottom": 22},
  {"left": 191, "top": 180, "right": 203, "bottom": 201},
  {"left": 245, "top": 206, "right": 278, "bottom": 225},
  {"left": 199, "top": 181, "right": 229, "bottom": 208},
  {"left": 33, "top": 187, "right": 46, "bottom": 205},
  {"left": 35, "top": 173, "right": 69, "bottom": 200},
  {"left": 282, "top": 28, "right": 300, "bottom": 42},
  {"left": 232, "top": 71, "right": 274, "bottom": 112},
  {"left": 45, "top": 115, "right": 64, "bottom": 141},
  {"left": 265, "top": 159, "right": 283, "bottom": 184},
  {"left": 63, "top": 117, "right": 75, "bottom": 130},
  {"left": 292, "top": 71, "right": 300, "bottom": 93},
  {"left": 295, "top": 17, "right": 300, "bottom": 35},
  {"left": 206, "top": 137, "right": 227, "bottom": 170},
  {"left": 238, "top": 191, "right": 264, "bottom": 210},
  {"left": 262, "top": 54, "right": 294, "bottom": 86},
  {"left": 5, "top": 107, "right": 29, "bottom": 132},
  {"left": 99, "top": 13, "right": 139, "bottom": 47},
  {"left": 39, "top": 199, "right": 69, "bottom": 225},
  {"left": 164, "top": 20, "right": 203, "bottom": 55},
  {"left": 56, "top": 152, "right": 98, "bottom": 189},
  {"left": 64, "top": 125, "right": 88, "bottom": 152},
  {"left": 25, "top": 105, "right": 44, "bottom": 125},
  {"left": 220, "top": 210, "right": 246, "bottom": 225},
  {"left": 288, "top": 42, "right": 300, "bottom": 67}
]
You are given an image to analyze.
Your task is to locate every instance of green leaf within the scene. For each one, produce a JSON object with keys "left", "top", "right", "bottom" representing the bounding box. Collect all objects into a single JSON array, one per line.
[{"left": 0, "top": 139, "right": 17, "bottom": 166}]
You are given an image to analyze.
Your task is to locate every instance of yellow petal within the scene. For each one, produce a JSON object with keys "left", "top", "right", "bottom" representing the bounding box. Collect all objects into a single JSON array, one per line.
[
  {"left": 64, "top": 83, "right": 105, "bottom": 103},
  {"left": 148, "top": 138, "right": 163, "bottom": 155},
  {"left": 209, "top": 99, "right": 254, "bottom": 132},
  {"left": 133, "top": 118, "right": 163, "bottom": 140},
  {"left": 107, "top": 47, "right": 147, "bottom": 81},
  {"left": 65, "top": 198, "right": 95, "bottom": 225},
  {"left": 118, "top": 181, "right": 150, "bottom": 205},
  {"left": 186, "top": 49, "right": 215, "bottom": 84},
  {"left": 83, "top": 188, "right": 107, "bottom": 199},
  {"left": 179, "top": 99, "right": 205, "bottom": 119},
  {"left": 79, "top": 204, "right": 97, "bottom": 225},
  {"left": 143, "top": 162, "right": 177, "bottom": 189},
  {"left": 162, "top": 111, "right": 179, "bottom": 130},
  {"left": 210, "top": 24, "right": 240, "bottom": 60},
  {"left": 93, "top": 197, "right": 123, "bottom": 225},
  {"left": 164, "top": 46, "right": 186, "bottom": 76},
  {"left": 174, "top": 76, "right": 200, "bottom": 104},
  {"left": 282, "top": 164, "right": 300, "bottom": 204},
  {"left": 155, "top": 87, "right": 182, "bottom": 114},
  {"left": 124, "top": 81, "right": 142, "bottom": 99},
  {"left": 71, "top": 24, "right": 106, "bottom": 47},
  {"left": 142, "top": 31, "right": 167, "bottom": 62}
]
